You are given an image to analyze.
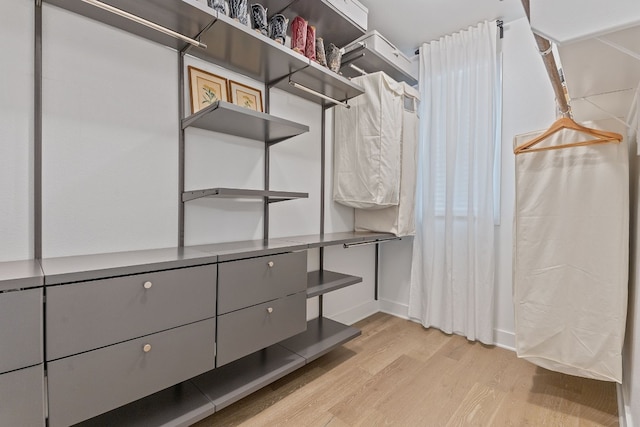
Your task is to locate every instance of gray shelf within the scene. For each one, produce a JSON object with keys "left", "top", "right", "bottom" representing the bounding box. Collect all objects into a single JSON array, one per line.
[
  {"left": 0, "top": 260, "right": 44, "bottom": 292},
  {"left": 191, "top": 344, "right": 304, "bottom": 411},
  {"left": 274, "top": 59, "right": 365, "bottom": 106},
  {"left": 264, "top": 0, "right": 366, "bottom": 48},
  {"left": 40, "top": 247, "right": 217, "bottom": 286},
  {"left": 307, "top": 270, "right": 362, "bottom": 298},
  {"left": 182, "top": 188, "right": 308, "bottom": 203},
  {"left": 193, "top": 239, "right": 307, "bottom": 263},
  {"left": 44, "top": 0, "right": 215, "bottom": 51},
  {"left": 182, "top": 101, "right": 309, "bottom": 144},
  {"left": 74, "top": 380, "right": 215, "bottom": 427},
  {"left": 341, "top": 46, "right": 419, "bottom": 86},
  {"left": 280, "top": 317, "right": 361, "bottom": 363},
  {"left": 281, "top": 231, "right": 396, "bottom": 248}
]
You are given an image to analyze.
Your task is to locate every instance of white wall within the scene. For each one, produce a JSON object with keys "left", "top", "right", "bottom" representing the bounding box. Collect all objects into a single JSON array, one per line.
[
  {"left": 0, "top": 0, "right": 33, "bottom": 261},
  {"left": 378, "top": 17, "right": 556, "bottom": 349}
]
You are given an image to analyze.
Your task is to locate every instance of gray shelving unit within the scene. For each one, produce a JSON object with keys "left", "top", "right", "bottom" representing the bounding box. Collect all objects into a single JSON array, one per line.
[
  {"left": 182, "top": 101, "right": 309, "bottom": 144},
  {"left": 307, "top": 270, "right": 362, "bottom": 298},
  {"left": 181, "top": 188, "right": 308, "bottom": 203}
]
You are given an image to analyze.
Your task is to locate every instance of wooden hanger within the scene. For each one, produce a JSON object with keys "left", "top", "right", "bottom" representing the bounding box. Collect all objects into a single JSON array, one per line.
[{"left": 514, "top": 117, "right": 623, "bottom": 154}]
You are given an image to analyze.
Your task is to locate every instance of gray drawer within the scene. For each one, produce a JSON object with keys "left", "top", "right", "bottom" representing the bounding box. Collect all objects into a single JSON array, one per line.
[
  {"left": 47, "top": 264, "right": 216, "bottom": 360},
  {"left": 217, "top": 292, "right": 306, "bottom": 367},
  {"left": 218, "top": 251, "right": 306, "bottom": 314},
  {"left": 47, "top": 318, "right": 215, "bottom": 427},
  {"left": 0, "top": 364, "right": 45, "bottom": 427},
  {"left": 0, "top": 288, "right": 43, "bottom": 374}
]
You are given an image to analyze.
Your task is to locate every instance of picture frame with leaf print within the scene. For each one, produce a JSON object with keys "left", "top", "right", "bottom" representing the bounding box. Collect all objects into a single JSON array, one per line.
[
  {"left": 188, "top": 66, "right": 229, "bottom": 114},
  {"left": 228, "top": 80, "right": 264, "bottom": 113}
]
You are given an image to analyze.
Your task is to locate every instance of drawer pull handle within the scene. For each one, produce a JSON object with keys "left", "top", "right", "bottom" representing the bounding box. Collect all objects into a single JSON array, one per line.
[
  {"left": 143, "top": 281, "right": 153, "bottom": 290},
  {"left": 267, "top": 261, "right": 275, "bottom": 268},
  {"left": 267, "top": 307, "right": 274, "bottom": 314},
  {"left": 143, "top": 344, "right": 152, "bottom": 353}
]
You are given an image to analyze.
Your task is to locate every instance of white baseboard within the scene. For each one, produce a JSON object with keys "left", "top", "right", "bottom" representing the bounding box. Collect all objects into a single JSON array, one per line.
[
  {"left": 325, "top": 300, "right": 380, "bottom": 326},
  {"left": 618, "top": 383, "right": 633, "bottom": 427},
  {"left": 378, "top": 299, "right": 410, "bottom": 320},
  {"left": 494, "top": 328, "right": 516, "bottom": 351}
]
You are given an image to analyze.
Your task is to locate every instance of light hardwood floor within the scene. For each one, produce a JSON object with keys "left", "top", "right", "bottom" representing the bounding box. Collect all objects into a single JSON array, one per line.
[{"left": 193, "top": 313, "right": 618, "bottom": 426}]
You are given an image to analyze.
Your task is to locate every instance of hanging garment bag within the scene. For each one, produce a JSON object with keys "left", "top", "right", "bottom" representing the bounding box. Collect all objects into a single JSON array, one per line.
[{"left": 513, "top": 122, "right": 628, "bottom": 383}]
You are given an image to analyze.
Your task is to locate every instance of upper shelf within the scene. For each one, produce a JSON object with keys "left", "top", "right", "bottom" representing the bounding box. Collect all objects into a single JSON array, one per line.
[
  {"left": 45, "top": 0, "right": 365, "bottom": 106},
  {"left": 262, "top": 0, "right": 367, "bottom": 48},
  {"left": 182, "top": 188, "right": 308, "bottom": 203},
  {"left": 182, "top": 101, "right": 309, "bottom": 144},
  {"left": 44, "top": 0, "right": 215, "bottom": 51}
]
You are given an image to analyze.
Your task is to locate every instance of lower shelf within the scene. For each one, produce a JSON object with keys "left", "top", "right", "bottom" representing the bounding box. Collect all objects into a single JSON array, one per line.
[
  {"left": 307, "top": 270, "right": 363, "bottom": 298},
  {"left": 280, "top": 317, "right": 362, "bottom": 363},
  {"left": 73, "top": 317, "right": 360, "bottom": 426}
]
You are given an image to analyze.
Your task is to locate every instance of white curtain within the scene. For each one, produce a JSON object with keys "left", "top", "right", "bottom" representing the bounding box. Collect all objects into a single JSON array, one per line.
[{"left": 409, "top": 21, "right": 498, "bottom": 344}]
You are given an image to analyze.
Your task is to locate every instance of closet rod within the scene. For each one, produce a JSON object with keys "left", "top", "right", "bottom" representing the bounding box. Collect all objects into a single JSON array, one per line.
[
  {"left": 289, "top": 81, "right": 351, "bottom": 108},
  {"left": 79, "top": 0, "right": 208, "bottom": 48},
  {"left": 521, "top": 0, "right": 571, "bottom": 116},
  {"left": 343, "top": 237, "right": 401, "bottom": 248}
]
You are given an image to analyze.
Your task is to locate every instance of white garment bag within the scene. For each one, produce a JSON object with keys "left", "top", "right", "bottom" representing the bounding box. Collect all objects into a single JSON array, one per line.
[
  {"left": 333, "top": 71, "right": 404, "bottom": 209},
  {"left": 513, "top": 124, "right": 628, "bottom": 383},
  {"left": 355, "top": 82, "right": 420, "bottom": 236}
]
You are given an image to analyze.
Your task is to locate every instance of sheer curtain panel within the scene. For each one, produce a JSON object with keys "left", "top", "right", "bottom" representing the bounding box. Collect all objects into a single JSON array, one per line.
[{"left": 409, "top": 21, "right": 499, "bottom": 344}]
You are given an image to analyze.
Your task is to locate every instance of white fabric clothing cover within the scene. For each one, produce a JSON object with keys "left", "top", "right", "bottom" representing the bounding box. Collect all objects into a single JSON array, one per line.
[
  {"left": 355, "top": 82, "right": 420, "bottom": 236},
  {"left": 409, "top": 21, "right": 498, "bottom": 344},
  {"left": 513, "top": 127, "right": 629, "bottom": 383},
  {"left": 333, "top": 71, "right": 404, "bottom": 209}
]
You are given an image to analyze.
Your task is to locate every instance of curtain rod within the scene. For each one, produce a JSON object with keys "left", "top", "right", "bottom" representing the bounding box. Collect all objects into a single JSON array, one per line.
[
  {"left": 414, "top": 20, "right": 504, "bottom": 55},
  {"left": 80, "top": 0, "right": 208, "bottom": 48}
]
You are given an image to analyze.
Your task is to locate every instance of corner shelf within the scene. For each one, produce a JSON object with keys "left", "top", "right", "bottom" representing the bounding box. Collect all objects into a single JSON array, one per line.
[
  {"left": 182, "top": 188, "right": 308, "bottom": 203},
  {"left": 280, "top": 317, "right": 361, "bottom": 364},
  {"left": 307, "top": 270, "right": 362, "bottom": 298},
  {"left": 182, "top": 101, "right": 309, "bottom": 144}
]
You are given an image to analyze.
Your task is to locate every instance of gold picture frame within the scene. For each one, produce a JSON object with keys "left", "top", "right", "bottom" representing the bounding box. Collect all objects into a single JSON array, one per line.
[
  {"left": 188, "top": 66, "right": 228, "bottom": 114},
  {"left": 228, "top": 80, "right": 264, "bottom": 113}
]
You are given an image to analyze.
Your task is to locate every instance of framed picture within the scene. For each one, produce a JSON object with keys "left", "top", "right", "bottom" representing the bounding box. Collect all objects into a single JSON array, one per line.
[
  {"left": 188, "top": 66, "right": 228, "bottom": 114},
  {"left": 228, "top": 80, "right": 263, "bottom": 113}
]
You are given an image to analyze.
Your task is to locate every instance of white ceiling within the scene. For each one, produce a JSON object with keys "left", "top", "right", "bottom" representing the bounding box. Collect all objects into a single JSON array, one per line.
[{"left": 358, "top": 0, "right": 526, "bottom": 55}]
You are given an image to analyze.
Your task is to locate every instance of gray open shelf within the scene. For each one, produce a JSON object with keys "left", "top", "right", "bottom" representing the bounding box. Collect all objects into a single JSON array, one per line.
[
  {"left": 280, "top": 317, "right": 361, "bottom": 363},
  {"left": 264, "top": 0, "right": 365, "bottom": 48},
  {"left": 191, "top": 344, "right": 304, "bottom": 411},
  {"left": 182, "top": 188, "right": 308, "bottom": 203},
  {"left": 341, "top": 46, "right": 419, "bottom": 86},
  {"left": 307, "top": 270, "right": 362, "bottom": 298},
  {"left": 74, "top": 380, "right": 215, "bottom": 427},
  {"left": 182, "top": 101, "right": 309, "bottom": 144},
  {"left": 282, "top": 231, "right": 397, "bottom": 248},
  {"left": 43, "top": 0, "right": 215, "bottom": 51}
]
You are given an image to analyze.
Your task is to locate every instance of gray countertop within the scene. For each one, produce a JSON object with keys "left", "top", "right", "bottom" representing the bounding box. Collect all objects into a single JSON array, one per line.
[{"left": 0, "top": 260, "right": 44, "bottom": 291}]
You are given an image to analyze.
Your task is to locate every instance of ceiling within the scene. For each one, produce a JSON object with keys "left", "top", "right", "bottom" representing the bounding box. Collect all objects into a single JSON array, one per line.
[{"left": 358, "top": 0, "right": 526, "bottom": 55}]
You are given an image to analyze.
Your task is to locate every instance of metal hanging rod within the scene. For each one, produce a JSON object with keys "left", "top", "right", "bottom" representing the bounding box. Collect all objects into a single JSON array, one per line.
[
  {"left": 289, "top": 81, "right": 351, "bottom": 109},
  {"left": 79, "top": 0, "right": 208, "bottom": 49},
  {"left": 343, "top": 237, "right": 401, "bottom": 248}
]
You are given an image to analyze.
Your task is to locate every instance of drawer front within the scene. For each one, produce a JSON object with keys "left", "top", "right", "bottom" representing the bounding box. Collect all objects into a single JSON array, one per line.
[
  {"left": 47, "top": 264, "right": 216, "bottom": 360},
  {"left": 218, "top": 251, "right": 306, "bottom": 314},
  {"left": 217, "top": 292, "right": 306, "bottom": 367},
  {"left": 0, "top": 288, "right": 43, "bottom": 374},
  {"left": 47, "top": 318, "right": 215, "bottom": 427},
  {"left": 325, "top": 0, "right": 368, "bottom": 30},
  {"left": 0, "top": 365, "right": 45, "bottom": 427}
]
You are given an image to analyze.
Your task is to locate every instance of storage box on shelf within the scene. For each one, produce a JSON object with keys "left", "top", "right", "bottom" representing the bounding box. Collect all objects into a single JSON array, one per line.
[{"left": 0, "top": 261, "right": 46, "bottom": 427}]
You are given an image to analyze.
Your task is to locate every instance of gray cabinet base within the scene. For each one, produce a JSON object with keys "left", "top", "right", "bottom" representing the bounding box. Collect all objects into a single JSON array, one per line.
[{"left": 69, "top": 318, "right": 360, "bottom": 426}]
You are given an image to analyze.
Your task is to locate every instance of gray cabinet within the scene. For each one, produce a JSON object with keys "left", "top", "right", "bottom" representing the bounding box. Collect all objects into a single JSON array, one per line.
[
  {"left": 47, "top": 318, "right": 216, "bottom": 427},
  {"left": 46, "top": 264, "right": 216, "bottom": 360},
  {"left": 218, "top": 251, "right": 306, "bottom": 314},
  {"left": 0, "top": 365, "right": 45, "bottom": 427},
  {"left": 0, "top": 288, "right": 43, "bottom": 373},
  {"left": 217, "top": 292, "right": 307, "bottom": 366}
]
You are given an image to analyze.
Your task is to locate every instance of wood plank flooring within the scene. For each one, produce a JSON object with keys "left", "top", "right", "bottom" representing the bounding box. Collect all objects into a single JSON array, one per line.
[{"left": 193, "top": 313, "right": 618, "bottom": 426}]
